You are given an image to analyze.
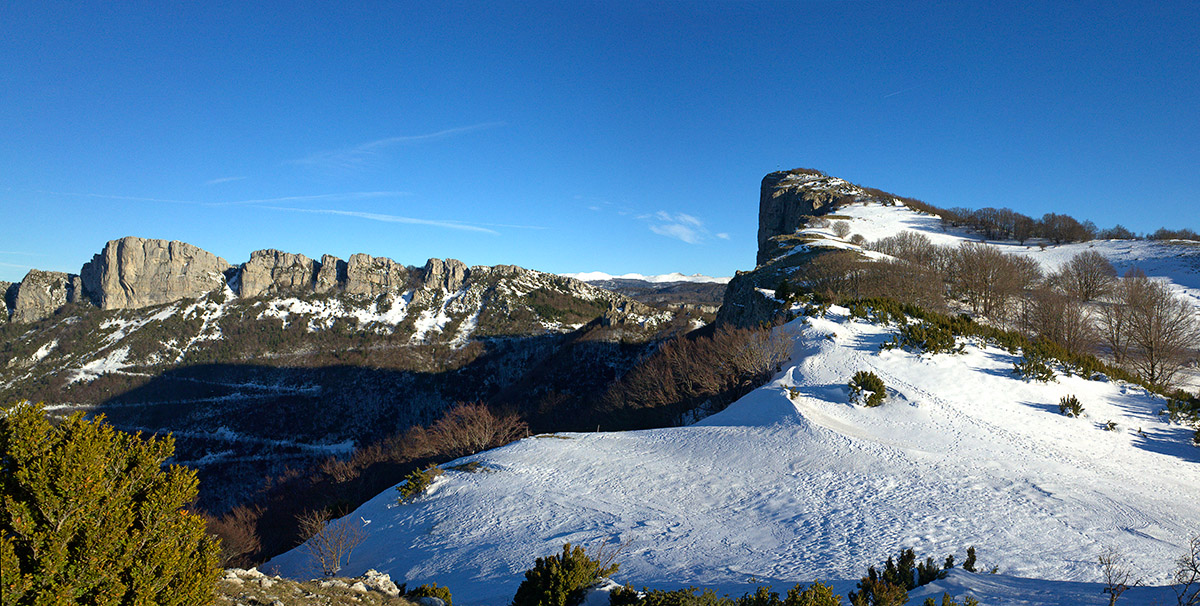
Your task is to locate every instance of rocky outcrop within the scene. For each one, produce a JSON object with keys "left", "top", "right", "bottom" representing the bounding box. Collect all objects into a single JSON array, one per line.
[
  {"left": 11, "top": 270, "right": 80, "bottom": 323},
  {"left": 80, "top": 237, "right": 232, "bottom": 310},
  {"left": 1, "top": 281, "right": 14, "bottom": 322},
  {"left": 238, "top": 249, "right": 319, "bottom": 298},
  {"left": 757, "top": 169, "right": 854, "bottom": 266},
  {"left": 421, "top": 258, "right": 469, "bottom": 292},
  {"left": 315, "top": 254, "right": 347, "bottom": 293},
  {"left": 344, "top": 253, "right": 409, "bottom": 297}
]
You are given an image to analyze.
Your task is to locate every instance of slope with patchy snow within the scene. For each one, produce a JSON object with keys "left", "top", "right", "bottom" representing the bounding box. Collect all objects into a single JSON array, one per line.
[{"left": 268, "top": 304, "right": 1200, "bottom": 605}]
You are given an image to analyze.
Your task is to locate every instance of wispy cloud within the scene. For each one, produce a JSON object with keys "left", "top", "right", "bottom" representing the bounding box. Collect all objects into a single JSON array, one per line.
[
  {"left": 644, "top": 211, "right": 712, "bottom": 245},
  {"left": 40, "top": 190, "right": 409, "bottom": 207},
  {"left": 292, "top": 122, "right": 507, "bottom": 171},
  {"left": 716, "top": 232, "right": 731, "bottom": 240},
  {"left": 0, "top": 261, "right": 35, "bottom": 269},
  {"left": 204, "top": 176, "right": 247, "bottom": 185},
  {"left": 0, "top": 251, "right": 45, "bottom": 256},
  {"left": 257, "top": 206, "right": 500, "bottom": 235}
]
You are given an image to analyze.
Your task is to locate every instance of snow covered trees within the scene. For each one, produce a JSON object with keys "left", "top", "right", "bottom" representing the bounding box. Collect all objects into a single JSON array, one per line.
[{"left": 0, "top": 405, "right": 220, "bottom": 605}]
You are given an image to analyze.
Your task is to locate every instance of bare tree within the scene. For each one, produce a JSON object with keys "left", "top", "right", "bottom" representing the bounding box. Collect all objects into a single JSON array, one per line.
[
  {"left": 950, "top": 242, "right": 1043, "bottom": 323},
  {"left": 296, "top": 509, "right": 367, "bottom": 577},
  {"left": 1121, "top": 270, "right": 1200, "bottom": 388},
  {"left": 1175, "top": 534, "right": 1200, "bottom": 606},
  {"left": 1024, "top": 288, "right": 1096, "bottom": 353},
  {"left": 410, "top": 402, "right": 530, "bottom": 459},
  {"left": 1057, "top": 250, "right": 1118, "bottom": 302},
  {"left": 1098, "top": 546, "right": 1138, "bottom": 606}
]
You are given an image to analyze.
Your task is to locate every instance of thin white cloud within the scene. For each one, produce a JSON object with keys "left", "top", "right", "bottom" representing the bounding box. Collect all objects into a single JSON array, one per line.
[
  {"left": 0, "top": 251, "right": 45, "bottom": 256},
  {"left": 204, "top": 176, "right": 247, "bottom": 185},
  {"left": 293, "top": 122, "right": 507, "bottom": 170},
  {"left": 645, "top": 211, "right": 715, "bottom": 245},
  {"left": 716, "top": 233, "right": 731, "bottom": 240},
  {"left": 40, "top": 190, "right": 409, "bottom": 207},
  {"left": 0, "top": 261, "right": 34, "bottom": 269},
  {"left": 257, "top": 206, "right": 500, "bottom": 235}
]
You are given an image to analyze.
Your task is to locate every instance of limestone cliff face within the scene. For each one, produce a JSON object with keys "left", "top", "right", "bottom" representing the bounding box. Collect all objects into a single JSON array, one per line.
[
  {"left": 422, "top": 258, "right": 469, "bottom": 292},
  {"left": 11, "top": 270, "right": 80, "bottom": 323},
  {"left": 344, "top": 253, "right": 410, "bottom": 297},
  {"left": 315, "top": 254, "right": 347, "bottom": 293},
  {"left": 756, "top": 169, "right": 850, "bottom": 266},
  {"left": 239, "top": 250, "right": 319, "bottom": 298},
  {"left": 80, "top": 237, "right": 232, "bottom": 310}
]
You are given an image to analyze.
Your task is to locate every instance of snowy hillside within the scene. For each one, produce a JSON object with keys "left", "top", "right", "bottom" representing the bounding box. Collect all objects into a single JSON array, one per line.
[
  {"left": 807, "top": 201, "right": 1200, "bottom": 310},
  {"left": 268, "top": 304, "right": 1200, "bottom": 605}
]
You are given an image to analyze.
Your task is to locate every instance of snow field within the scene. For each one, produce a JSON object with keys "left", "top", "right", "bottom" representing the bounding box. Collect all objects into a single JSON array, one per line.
[{"left": 269, "top": 306, "right": 1200, "bottom": 605}]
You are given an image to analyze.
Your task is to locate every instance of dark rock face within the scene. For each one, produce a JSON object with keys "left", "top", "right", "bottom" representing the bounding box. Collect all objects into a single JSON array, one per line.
[
  {"left": 239, "top": 250, "right": 320, "bottom": 298},
  {"left": 80, "top": 237, "right": 232, "bottom": 310},
  {"left": 1, "top": 281, "right": 15, "bottom": 322},
  {"left": 11, "top": 270, "right": 79, "bottom": 323},
  {"left": 756, "top": 168, "right": 842, "bottom": 266}
]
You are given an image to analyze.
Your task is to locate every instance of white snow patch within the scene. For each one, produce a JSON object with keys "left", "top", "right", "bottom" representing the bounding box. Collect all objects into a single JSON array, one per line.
[{"left": 69, "top": 347, "right": 131, "bottom": 383}]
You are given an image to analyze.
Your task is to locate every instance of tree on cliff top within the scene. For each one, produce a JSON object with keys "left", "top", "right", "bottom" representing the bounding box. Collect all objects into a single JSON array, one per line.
[{"left": 1, "top": 404, "right": 220, "bottom": 606}]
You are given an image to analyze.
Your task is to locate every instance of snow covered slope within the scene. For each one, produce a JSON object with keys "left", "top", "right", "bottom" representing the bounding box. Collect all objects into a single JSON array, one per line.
[
  {"left": 268, "top": 305, "right": 1200, "bottom": 605},
  {"left": 811, "top": 201, "right": 1200, "bottom": 309}
]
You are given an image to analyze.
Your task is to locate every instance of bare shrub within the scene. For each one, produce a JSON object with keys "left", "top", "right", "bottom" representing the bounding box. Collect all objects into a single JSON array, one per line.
[
  {"left": 296, "top": 509, "right": 367, "bottom": 577},
  {"left": 832, "top": 221, "right": 851, "bottom": 239},
  {"left": 603, "top": 325, "right": 790, "bottom": 423},
  {"left": 206, "top": 505, "right": 264, "bottom": 568},
  {"left": 797, "top": 250, "right": 864, "bottom": 301},
  {"left": 857, "top": 259, "right": 947, "bottom": 312},
  {"left": 411, "top": 402, "right": 530, "bottom": 460}
]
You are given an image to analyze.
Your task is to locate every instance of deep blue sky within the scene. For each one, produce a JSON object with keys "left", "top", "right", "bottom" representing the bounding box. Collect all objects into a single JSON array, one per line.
[{"left": 3, "top": 1, "right": 1197, "bottom": 283}]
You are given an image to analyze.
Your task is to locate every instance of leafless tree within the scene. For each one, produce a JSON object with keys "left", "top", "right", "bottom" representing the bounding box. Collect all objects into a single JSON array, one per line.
[
  {"left": 296, "top": 509, "right": 367, "bottom": 577},
  {"left": 1056, "top": 250, "right": 1118, "bottom": 302},
  {"left": 410, "top": 402, "right": 530, "bottom": 459},
  {"left": 1174, "top": 534, "right": 1200, "bottom": 606},
  {"left": 868, "top": 230, "right": 938, "bottom": 266},
  {"left": 1120, "top": 270, "right": 1200, "bottom": 388},
  {"left": 1098, "top": 546, "right": 1138, "bottom": 606},
  {"left": 796, "top": 250, "right": 864, "bottom": 301},
  {"left": 950, "top": 242, "right": 1043, "bottom": 322},
  {"left": 832, "top": 221, "right": 851, "bottom": 239},
  {"left": 1024, "top": 287, "right": 1096, "bottom": 354},
  {"left": 858, "top": 259, "right": 947, "bottom": 312}
]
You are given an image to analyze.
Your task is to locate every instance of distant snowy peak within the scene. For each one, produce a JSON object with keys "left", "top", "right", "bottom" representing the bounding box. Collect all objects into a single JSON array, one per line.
[{"left": 561, "top": 271, "right": 731, "bottom": 284}]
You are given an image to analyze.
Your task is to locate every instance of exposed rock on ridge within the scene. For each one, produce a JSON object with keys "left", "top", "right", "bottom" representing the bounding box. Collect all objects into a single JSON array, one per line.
[
  {"left": 756, "top": 168, "right": 865, "bottom": 266},
  {"left": 238, "top": 250, "right": 319, "bottom": 298},
  {"left": 344, "top": 253, "right": 411, "bottom": 296},
  {"left": 80, "top": 236, "right": 232, "bottom": 310},
  {"left": 11, "top": 270, "right": 81, "bottom": 323}
]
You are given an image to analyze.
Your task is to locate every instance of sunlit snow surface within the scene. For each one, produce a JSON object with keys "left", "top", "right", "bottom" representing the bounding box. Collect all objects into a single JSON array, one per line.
[{"left": 269, "top": 305, "right": 1200, "bottom": 605}]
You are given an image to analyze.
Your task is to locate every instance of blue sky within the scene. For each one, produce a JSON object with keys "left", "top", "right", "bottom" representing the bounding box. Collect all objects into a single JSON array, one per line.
[{"left": 2, "top": 1, "right": 1197, "bottom": 283}]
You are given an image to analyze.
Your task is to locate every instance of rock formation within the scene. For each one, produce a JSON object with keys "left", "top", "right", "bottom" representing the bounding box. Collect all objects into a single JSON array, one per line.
[
  {"left": 0, "top": 281, "right": 14, "bottom": 322},
  {"left": 80, "top": 237, "right": 232, "bottom": 310},
  {"left": 238, "top": 249, "right": 319, "bottom": 298},
  {"left": 314, "top": 254, "right": 347, "bottom": 293},
  {"left": 757, "top": 169, "right": 848, "bottom": 266},
  {"left": 11, "top": 270, "right": 80, "bottom": 323},
  {"left": 421, "top": 258, "right": 469, "bottom": 292},
  {"left": 344, "top": 253, "right": 409, "bottom": 297}
]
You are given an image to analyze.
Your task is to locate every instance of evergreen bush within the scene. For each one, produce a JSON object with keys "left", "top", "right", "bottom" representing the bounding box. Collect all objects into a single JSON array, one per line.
[
  {"left": 1058, "top": 395, "right": 1084, "bottom": 418},
  {"left": 849, "top": 371, "right": 886, "bottom": 407},
  {"left": 1013, "top": 350, "right": 1056, "bottom": 383},
  {"left": 511, "top": 543, "right": 620, "bottom": 606},
  {"left": 396, "top": 465, "right": 444, "bottom": 503},
  {"left": 0, "top": 404, "right": 220, "bottom": 606},
  {"left": 408, "top": 583, "right": 453, "bottom": 606}
]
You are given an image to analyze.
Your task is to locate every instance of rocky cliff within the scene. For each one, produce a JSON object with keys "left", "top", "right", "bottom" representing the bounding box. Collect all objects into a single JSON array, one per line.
[
  {"left": 238, "top": 250, "right": 319, "bottom": 298},
  {"left": 10, "top": 270, "right": 80, "bottom": 324},
  {"left": 756, "top": 168, "right": 866, "bottom": 266},
  {"left": 80, "top": 237, "right": 232, "bottom": 311},
  {"left": 719, "top": 168, "right": 889, "bottom": 328}
]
